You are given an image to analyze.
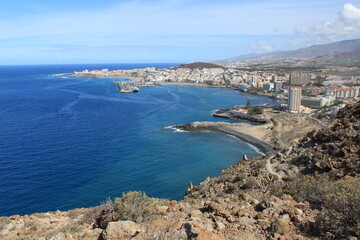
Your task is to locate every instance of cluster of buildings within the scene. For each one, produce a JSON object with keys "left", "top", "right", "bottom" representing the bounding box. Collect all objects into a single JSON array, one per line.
[
  {"left": 290, "top": 72, "right": 312, "bottom": 85},
  {"left": 303, "top": 85, "right": 359, "bottom": 98},
  {"left": 72, "top": 67, "right": 359, "bottom": 114}
]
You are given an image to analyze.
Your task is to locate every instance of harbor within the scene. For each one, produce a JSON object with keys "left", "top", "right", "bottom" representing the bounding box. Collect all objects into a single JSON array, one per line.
[{"left": 114, "top": 81, "right": 157, "bottom": 93}]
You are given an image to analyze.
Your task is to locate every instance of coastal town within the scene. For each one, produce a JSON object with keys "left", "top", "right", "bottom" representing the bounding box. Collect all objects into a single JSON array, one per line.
[{"left": 72, "top": 61, "right": 359, "bottom": 120}]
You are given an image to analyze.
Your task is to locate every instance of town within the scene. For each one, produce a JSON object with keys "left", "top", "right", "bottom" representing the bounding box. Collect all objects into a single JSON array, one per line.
[{"left": 72, "top": 61, "right": 359, "bottom": 119}]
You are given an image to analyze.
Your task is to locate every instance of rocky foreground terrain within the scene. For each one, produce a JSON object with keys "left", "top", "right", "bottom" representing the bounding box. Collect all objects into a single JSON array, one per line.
[{"left": 1, "top": 102, "right": 359, "bottom": 240}]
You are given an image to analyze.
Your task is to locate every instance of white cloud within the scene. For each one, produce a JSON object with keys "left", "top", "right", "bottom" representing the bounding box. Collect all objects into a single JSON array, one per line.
[
  {"left": 296, "top": 3, "right": 360, "bottom": 41},
  {"left": 249, "top": 40, "right": 280, "bottom": 53},
  {"left": 340, "top": 3, "right": 360, "bottom": 21}
]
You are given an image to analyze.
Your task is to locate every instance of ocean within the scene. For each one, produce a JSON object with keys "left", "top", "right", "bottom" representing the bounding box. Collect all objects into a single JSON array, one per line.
[{"left": 0, "top": 64, "right": 280, "bottom": 216}]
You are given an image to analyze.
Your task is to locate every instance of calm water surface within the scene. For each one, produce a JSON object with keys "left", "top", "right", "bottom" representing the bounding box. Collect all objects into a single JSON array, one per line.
[{"left": 0, "top": 64, "right": 280, "bottom": 216}]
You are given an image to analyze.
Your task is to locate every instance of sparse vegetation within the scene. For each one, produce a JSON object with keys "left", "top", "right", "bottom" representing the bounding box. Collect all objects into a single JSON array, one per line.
[
  {"left": 0, "top": 217, "right": 10, "bottom": 231},
  {"left": 281, "top": 174, "right": 331, "bottom": 208},
  {"left": 270, "top": 118, "right": 278, "bottom": 127},
  {"left": 81, "top": 197, "right": 114, "bottom": 225},
  {"left": 315, "top": 177, "right": 360, "bottom": 239},
  {"left": 281, "top": 174, "right": 360, "bottom": 238},
  {"left": 113, "top": 191, "right": 159, "bottom": 222},
  {"left": 59, "top": 223, "right": 82, "bottom": 234}
]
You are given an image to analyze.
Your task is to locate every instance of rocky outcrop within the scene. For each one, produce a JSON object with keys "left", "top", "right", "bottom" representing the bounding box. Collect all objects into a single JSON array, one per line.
[
  {"left": 285, "top": 101, "right": 360, "bottom": 177},
  {"left": 104, "top": 221, "right": 141, "bottom": 239}
]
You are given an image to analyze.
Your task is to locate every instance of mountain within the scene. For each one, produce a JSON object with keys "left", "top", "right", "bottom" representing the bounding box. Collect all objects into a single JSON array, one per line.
[
  {"left": 174, "top": 62, "right": 226, "bottom": 70},
  {"left": 219, "top": 38, "right": 360, "bottom": 64}
]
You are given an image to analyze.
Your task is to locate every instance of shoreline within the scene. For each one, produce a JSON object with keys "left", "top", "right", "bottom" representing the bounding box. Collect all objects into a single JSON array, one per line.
[
  {"left": 67, "top": 73, "right": 277, "bottom": 100},
  {"left": 157, "top": 82, "right": 229, "bottom": 89},
  {"left": 173, "top": 121, "right": 275, "bottom": 154},
  {"left": 215, "top": 126, "right": 275, "bottom": 154}
]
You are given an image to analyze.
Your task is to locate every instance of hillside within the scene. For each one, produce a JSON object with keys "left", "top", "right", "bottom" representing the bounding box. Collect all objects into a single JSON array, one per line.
[
  {"left": 220, "top": 39, "right": 360, "bottom": 63},
  {"left": 174, "top": 62, "right": 226, "bottom": 70},
  {"left": 0, "top": 102, "right": 359, "bottom": 240}
]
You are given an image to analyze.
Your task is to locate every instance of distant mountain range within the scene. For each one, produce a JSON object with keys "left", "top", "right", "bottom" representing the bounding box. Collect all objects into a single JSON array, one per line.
[
  {"left": 218, "top": 38, "right": 360, "bottom": 64},
  {"left": 174, "top": 62, "right": 226, "bottom": 70}
]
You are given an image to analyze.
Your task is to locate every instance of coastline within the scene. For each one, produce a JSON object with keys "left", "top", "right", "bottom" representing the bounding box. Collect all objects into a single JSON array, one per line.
[
  {"left": 157, "top": 82, "right": 209, "bottom": 87},
  {"left": 173, "top": 121, "right": 275, "bottom": 154}
]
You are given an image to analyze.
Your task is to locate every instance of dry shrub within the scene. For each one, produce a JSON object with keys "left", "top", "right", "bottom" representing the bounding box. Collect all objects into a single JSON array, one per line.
[
  {"left": 281, "top": 174, "right": 330, "bottom": 208},
  {"left": 81, "top": 197, "right": 114, "bottom": 225},
  {"left": 315, "top": 177, "right": 360, "bottom": 239},
  {"left": 243, "top": 177, "right": 258, "bottom": 189},
  {"left": 272, "top": 219, "right": 293, "bottom": 235},
  {"left": 59, "top": 223, "right": 82, "bottom": 234},
  {"left": 113, "top": 191, "right": 158, "bottom": 222},
  {"left": 68, "top": 209, "right": 83, "bottom": 219},
  {"left": 282, "top": 174, "right": 360, "bottom": 238}
]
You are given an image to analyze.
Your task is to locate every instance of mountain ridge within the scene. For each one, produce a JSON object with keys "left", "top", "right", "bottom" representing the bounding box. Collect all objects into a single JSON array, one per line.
[{"left": 218, "top": 38, "right": 360, "bottom": 64}]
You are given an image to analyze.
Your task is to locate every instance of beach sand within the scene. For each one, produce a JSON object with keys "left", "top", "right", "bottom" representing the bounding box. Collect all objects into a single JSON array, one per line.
[{"left": 174, "top": 112, "right": 323, "bottom": 154}]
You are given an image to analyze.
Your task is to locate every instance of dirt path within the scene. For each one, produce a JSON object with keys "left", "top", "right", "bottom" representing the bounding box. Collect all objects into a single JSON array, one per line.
[{"left": 265, "top": 156, "right": 282, "bottom": 180}]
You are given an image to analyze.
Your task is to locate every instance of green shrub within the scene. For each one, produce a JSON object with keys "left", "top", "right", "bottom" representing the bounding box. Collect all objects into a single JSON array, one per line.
[
  {"left": 270, "top": 118, "right": 278, "bottom": 127},
  {"left": 113, "top": 191, "right": 158, "bottom": 222},
  {"left": 248, "top": 106, "right": 264, "bottom": 115}
]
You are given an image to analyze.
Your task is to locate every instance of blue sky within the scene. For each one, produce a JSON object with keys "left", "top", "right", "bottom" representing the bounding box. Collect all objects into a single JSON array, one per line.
[{"left": 0, "top": 0, "right": 359, "bottom": 64}]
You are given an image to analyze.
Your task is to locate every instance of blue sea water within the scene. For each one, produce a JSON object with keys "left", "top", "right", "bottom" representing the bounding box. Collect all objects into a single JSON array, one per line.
[{"left": 0, "top": 64, "right": 280, "bottom": 216}]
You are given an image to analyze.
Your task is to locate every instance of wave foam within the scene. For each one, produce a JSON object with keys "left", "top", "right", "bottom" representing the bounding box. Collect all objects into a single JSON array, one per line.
[{"left": 164, "top": 126, "right": 188, "bottom": 133}]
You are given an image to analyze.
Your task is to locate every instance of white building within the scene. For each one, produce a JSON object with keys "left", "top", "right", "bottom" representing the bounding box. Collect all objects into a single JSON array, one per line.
[
  {"left": 288, "top": 87, "right": 302, "bottom": 112},
  {"left": 250, "top": 76, "right": 257, "bottom": 87}
]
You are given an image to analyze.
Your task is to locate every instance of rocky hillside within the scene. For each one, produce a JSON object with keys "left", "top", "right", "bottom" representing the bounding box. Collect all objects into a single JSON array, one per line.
[{"left": 0, "top": 102, "right": 359, "bottom": 240}]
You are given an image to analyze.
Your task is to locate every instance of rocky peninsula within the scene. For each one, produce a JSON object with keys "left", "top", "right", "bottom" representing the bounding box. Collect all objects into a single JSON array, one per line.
[{"left": 173, "top": 110, "right": 322, "bottom": 154}]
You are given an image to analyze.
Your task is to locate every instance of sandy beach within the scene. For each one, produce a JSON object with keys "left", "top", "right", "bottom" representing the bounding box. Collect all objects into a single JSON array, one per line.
[
  {"left": 174, "top": 112, "right": 323, "bottom": 154},
  {"left": 174, "top": 121, "right": 275, "bottom": 153}
]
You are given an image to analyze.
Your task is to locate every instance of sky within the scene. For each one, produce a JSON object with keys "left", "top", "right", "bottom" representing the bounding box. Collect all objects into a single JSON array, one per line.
[{"left": 0, "top": 0, "right": 359, "bottom": 64}]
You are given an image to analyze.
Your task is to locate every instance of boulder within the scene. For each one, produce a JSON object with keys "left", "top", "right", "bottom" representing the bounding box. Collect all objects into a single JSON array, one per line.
[
  {"left": 50, "top": 232, "right": 66, "bottom": 240},
  {"left": 81, "top": 228, "right": 103, "bottom": 240},
  {"left": 104, "top": 221, "right": 141, "bottom": 240},
  {"left": 197, "top": 229, "right": 225, "bottom": 240}
]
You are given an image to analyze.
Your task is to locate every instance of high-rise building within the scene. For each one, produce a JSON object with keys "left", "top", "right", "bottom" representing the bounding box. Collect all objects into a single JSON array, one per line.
[
  {"left": 250, "top": 76, "right": 257, "bottom": 87},
  {"left": 288, "top": 87, "right": 302, "bottom": 112},
  {"left": 271, "top": 75, "right": 278, "bottom": 82},
  {"left": 274, "top": 82, "right": 282, "bottom": 93},
  {"left": 290, "top": 72, "right": 311, "bottom": 85}
]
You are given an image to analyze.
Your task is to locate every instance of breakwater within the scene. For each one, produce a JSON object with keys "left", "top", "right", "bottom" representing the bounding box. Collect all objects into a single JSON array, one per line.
[
  {"left": 114, "top": 81, "right": 157, "bottom": 93},
  {"left": 213, "top": 109, "right": 268, "bottom": 123}
]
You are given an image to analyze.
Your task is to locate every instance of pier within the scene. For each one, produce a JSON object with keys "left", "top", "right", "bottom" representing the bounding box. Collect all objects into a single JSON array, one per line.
[{"left": 117, "top": 82, "right": 140, "bottom": 93}]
